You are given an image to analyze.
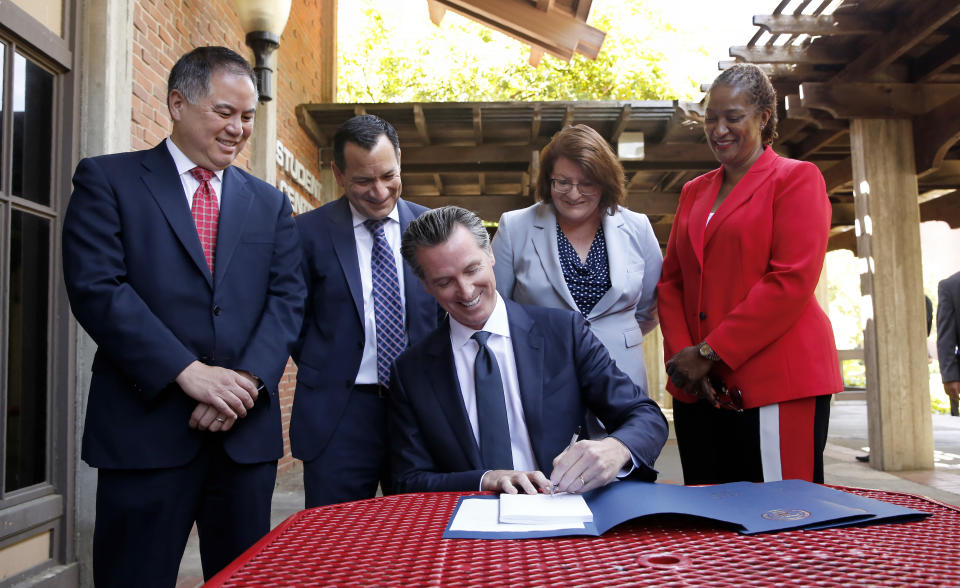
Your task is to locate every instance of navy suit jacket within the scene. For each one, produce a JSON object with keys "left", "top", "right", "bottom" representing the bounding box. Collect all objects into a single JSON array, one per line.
[
  {"left": 62, "top": 142, "right": 306, "bottom": 469},
  {"left": 290, "top": 196, "right": 441, "bottom": 462},
  {"left": 388, "top": 300, "right": 669, "bottom": 493}
]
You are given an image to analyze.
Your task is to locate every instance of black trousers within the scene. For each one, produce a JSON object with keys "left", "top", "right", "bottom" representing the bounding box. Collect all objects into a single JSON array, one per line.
[
  {"left": 673, "top": 394, "right": 831, "bottom": 485},
  {"left": 303, "top": 385, "right": 390, "bottom": 508},
  {"left": 93, "top": 436, "right": 277, "bottom": 587}
]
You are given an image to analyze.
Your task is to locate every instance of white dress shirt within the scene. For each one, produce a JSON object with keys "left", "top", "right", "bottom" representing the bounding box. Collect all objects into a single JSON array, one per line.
[
  {"left": 166, "top": 138, "right": 223, "bottom": 208},
  {"left": 449, "top": 292, "right": 537, "bottom": 473},
  {"left": 349, "top": 202, "right": 407, "bottom": 386}
]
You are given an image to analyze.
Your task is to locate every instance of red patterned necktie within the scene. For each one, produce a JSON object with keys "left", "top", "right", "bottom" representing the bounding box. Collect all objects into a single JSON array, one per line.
[{"left": 189, "top": 166, "right": 219, "bottom": 273}]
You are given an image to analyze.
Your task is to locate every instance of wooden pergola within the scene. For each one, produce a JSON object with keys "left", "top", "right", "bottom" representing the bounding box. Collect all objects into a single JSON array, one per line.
[{"left": 299, "top": 0, "right": 959, "bottom": 473}]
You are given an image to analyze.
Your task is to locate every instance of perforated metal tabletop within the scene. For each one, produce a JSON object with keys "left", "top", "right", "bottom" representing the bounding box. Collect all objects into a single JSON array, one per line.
[{"left": 206, "top": 486, "right": 959, "bottom": 586}]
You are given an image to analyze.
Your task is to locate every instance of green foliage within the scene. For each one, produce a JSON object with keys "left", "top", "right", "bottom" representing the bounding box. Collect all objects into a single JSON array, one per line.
[{"left": 337, "top": 0, "right": 703, "bottom": 103}]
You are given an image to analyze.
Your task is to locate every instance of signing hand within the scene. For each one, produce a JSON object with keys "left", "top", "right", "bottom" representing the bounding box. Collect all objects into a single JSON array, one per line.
[
  {"left": 175, "top": 361, "right": 258, "bottom": 421},
  {"left": 480, "top": 470, "right": 553, "bottom": 494},
  {"left": 550, "top": 437, "right": 631, "bottom": 494}
]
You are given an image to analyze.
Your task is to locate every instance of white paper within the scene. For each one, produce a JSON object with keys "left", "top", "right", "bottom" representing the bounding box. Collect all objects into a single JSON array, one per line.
[
  {"left": 449, "top": 498, "right": 586, "bottom": 532},
  {"left": 498, "top": 493, "right": 594, "bottom": 525}
]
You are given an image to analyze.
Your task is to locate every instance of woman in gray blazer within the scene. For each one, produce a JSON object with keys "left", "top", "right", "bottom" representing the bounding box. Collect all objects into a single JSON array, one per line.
[{"left": 492, "top": 125, "right": 663, "bottom": 389}]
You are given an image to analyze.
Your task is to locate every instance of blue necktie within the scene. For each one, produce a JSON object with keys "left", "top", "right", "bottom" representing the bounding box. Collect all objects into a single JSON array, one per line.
[
  {"left": 472, "top": 331, "right": 514, "bottom": 470},
  {"left": 365, "top": 219, "right": 405, "bottom": 388}
]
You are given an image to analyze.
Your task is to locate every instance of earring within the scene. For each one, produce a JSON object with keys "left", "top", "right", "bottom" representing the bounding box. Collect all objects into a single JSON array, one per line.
[{"left": 760, "top": 124, "right": 766, "bottom": 131}]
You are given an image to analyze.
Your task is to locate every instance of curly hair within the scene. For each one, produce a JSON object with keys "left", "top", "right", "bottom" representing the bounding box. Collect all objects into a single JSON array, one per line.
[{"left": 711, "top": 63, "right": 778, "bottom": 145}]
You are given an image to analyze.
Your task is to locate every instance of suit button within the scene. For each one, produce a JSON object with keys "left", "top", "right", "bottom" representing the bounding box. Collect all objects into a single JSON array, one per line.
[
  {"left": 699, "top": 311, "right": 707, "bottom": 320},
  {"left": 213, "top": 306, "right": 222, "bottom": 316},
  {"left": 200, "top": 355, "right": 210, "bottom": 363}
]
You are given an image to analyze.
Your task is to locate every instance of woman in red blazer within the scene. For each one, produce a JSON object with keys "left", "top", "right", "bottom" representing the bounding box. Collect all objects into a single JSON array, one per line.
[{"left": 658, "top": 64, "right": 842, "bottom": 485}]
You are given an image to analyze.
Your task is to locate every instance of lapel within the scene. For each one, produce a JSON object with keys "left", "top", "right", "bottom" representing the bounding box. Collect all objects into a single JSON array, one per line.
[
  {"left": 687, "top": 168, "right": 722, "bottom": 269},
  {"left": 589, "top": 207, "right": 626, "bottom": 318},
  {"left": 426, "top": 320, "right": 483, "bottom": 468},
  {"left": 329, "top": 196, "right": 364, "bottom": 321},
  {"left": 398, "top": 199, "right": 423, "bottom": 333},
  {"left": 704, "top": 146, "right": 778, "bottom": 248},
  {"left": 504, "top": 300, "right": 548, "bottom": 470},
  {"left": 530, "top": 204, "right": 578, "bottom": 311},
  {"left": 141, "top": 143, "right": 212, "bottom": 287},
  {"left": 213, "top": 166, "right": 253, "bottom": 287}
]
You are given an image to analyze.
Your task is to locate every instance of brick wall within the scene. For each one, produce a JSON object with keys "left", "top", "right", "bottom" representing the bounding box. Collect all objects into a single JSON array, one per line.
[{"left": 132, "top": 0, "right": 330, "bottom": 477}]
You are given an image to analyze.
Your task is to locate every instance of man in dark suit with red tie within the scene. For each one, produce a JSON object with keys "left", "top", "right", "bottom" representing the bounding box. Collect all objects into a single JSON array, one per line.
[{"left": 62, "top": 47, "right": 305, "bottom": 585}]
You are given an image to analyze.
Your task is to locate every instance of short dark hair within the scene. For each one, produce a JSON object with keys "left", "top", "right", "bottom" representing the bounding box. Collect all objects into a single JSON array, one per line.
[
  {"left": 333, "top": 115, "right": 401, "bottom": 172},
  {"left": 401, "top": 206, "right": 490, "bottom": 279},
  {"left": 167, "top": 46, "right": 257, "bottom": 104},
  {"left": 536, "top": 124, "right": 624, "bottom": 216},
  {"left": 711, "top": 63, "right": 778, "bottom": 145}
]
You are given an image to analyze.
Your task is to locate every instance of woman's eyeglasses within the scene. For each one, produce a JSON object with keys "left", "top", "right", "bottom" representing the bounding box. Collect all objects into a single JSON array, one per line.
[{"left": 551, "top": 178, "right": 599, "bottom": 197}]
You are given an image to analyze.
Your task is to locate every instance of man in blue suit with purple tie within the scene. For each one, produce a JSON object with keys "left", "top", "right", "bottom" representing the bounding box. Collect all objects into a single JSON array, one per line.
[
  {"left": 389, "top": 206, "right": 667, "bottom": 495},
  {"left": 291, "top": 115, "right": 441, "bottom": 507},
  {"left": 62, "top": 47, "right": 305, "bottom": 585}
]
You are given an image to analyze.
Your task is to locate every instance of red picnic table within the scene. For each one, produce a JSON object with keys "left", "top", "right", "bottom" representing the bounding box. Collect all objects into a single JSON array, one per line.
[{"left": 207, "top": 486, "right": 960, "bottom": 586}]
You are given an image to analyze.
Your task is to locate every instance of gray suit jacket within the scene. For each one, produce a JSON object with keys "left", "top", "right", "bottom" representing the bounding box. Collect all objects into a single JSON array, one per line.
[
  {"left": 938, "top": 271, "right": 960, "bottom": 382},
  {"left": 492, "top": 203, "right": 662, "bottom": 388}
]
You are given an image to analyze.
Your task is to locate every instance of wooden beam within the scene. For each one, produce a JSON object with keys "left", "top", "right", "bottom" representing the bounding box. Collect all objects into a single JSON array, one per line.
[
  {"left": 427, "top": 0, "right": 446, "bottom": 24},
  {"left": 610, "top": 105, "right": 631, "bottom": 143},
  {"left": 728, "top": 45, "right": 851, "bottom": 65},
  {"left": 799, "top": 82, "right": 960, "bottom": 118},
  {"left": 640, "top": 142, "right": 715, "bottom": 162},
  {"left": 850, "top": 118, "right": 933, "bottom": 471},
  {"left": 472, "top": 105, "right": 483, "bottom": 144},
  {"left": 914, "top": 31, "right": 960, "bottom": 82},
  {"left": 529, "top": 47, "right": 544, "bottom": 67},
  {"left": 404, "top": 194, "right": 534, "bottom": 222},
  {"left": 319, "top": 0, "right": 338, "bottom": 103},
  {"left": 753, "top": 14, "right": 886, "bottom": 36},
  {"left": 835, "top": 2, "right": 960, "bottom": 82},
  {"left": 791, "top": 128, "right": 848, "bottom": 160},
  {"left": 432, "top": 173, "right": 444, "bottom": 194},
  {"left": 819, "top": 156, "right": 852, "bottom": 193},
  {"left": 430, "top": 0, "right": 606, "bottom": 61},
  {"left": 530, "top": 104, "right": 542, "bottom": 141},
  {"left": 914, "top": 92, "right": 960, "bottom": 174},
  {"left": 831, "top": 202, "right": 855, "bottom": 226},
  {"left": 400, "top": 144, "right": 542, "bottom": 165},
  {"left": 561, "top": 105, "right": 574, "bottom": 129},
  {"left": 828, "top": 228, "right": 857, "bottom": 252},
  {"left": 413, "top": 105, "right": 431, "bottom": 145},
  {"left": 296, "top": 105, "right": 327, "bottom": 147},
  {"left": 624, "top": 191, "right": 680, "bottom": 215},
  {"left": 920, "top": 189, "right": 960, "bottom": 228}
]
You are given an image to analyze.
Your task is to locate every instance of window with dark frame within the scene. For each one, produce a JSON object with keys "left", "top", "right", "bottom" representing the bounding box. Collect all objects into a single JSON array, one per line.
[{"left": 2, "top": 44, "right": 55, "bottom": 494}]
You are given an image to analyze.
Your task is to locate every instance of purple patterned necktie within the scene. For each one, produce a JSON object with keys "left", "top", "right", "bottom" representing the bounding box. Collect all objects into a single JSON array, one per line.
[{"left": 364, "top": 218, "right": 406, "bottom": 387}]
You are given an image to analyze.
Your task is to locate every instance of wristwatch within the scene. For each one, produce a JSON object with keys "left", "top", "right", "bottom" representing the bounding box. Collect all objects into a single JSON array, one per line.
[{"left": 697, "top": 341, "right": 720, "bottom": 362}]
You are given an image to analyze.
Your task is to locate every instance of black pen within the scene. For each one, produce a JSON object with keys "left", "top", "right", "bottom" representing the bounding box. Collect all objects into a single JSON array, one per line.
[{"left": 551, "top": 426, "right": 582, "bottom": 495}]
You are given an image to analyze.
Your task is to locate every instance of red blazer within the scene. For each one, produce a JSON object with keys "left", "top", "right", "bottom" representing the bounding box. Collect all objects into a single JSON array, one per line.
[{"left": 658, "top": 147, "right": 842, "bottom": 408}]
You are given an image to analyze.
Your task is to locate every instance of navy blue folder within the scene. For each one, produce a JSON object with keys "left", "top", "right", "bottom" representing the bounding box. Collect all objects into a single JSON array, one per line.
[{"left": 443, "top": 479, "right": 930, "bottom": 539}]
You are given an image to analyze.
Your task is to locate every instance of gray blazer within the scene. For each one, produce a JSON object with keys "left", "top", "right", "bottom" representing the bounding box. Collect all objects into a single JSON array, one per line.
[{"left": 492, "top": 202, "right": 663, "bottom": 388}]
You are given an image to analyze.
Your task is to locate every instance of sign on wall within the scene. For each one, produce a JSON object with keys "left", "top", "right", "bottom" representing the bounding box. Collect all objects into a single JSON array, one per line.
[{"left": 276, "top": 140, "right": 319, "bottom": 214}]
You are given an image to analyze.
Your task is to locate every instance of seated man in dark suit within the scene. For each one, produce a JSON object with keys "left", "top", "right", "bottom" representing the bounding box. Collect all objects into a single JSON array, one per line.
[{"left": 389, "top": 206, "right": 668, "bottom": 494}]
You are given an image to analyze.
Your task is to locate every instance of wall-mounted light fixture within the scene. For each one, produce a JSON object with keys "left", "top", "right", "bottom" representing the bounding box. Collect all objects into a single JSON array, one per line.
[{"left": 234, "top": 0, "right": 292, "bottom": 102}]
